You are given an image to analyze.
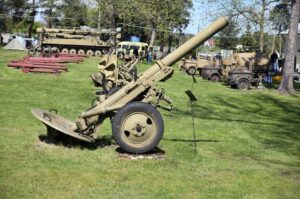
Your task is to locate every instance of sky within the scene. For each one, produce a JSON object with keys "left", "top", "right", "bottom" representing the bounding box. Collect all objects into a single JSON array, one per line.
[{"left": 184, "top": 0, "right": 214, "bottom": 34}]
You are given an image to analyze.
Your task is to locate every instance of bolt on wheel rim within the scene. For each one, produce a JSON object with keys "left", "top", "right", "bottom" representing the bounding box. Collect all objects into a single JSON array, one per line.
[{"left": 121, "top": 112, "right": 157, "bottom": 147}]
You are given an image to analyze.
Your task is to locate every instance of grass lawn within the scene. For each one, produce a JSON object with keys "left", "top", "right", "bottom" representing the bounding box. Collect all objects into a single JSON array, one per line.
[{"left": 0, "top": 48, "right": 299, "bottom": 199}]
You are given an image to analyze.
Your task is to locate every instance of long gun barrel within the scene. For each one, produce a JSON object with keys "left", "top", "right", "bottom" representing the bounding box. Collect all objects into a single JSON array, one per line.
[
  {"left": 161, "top": 17, "right": 228, "bottom": 66},
  {"left": 31, "top": 17, "right": 229, "bottom": 154},
  {"left": 80, "top": 17, "right": 229, "bottom": 118}
]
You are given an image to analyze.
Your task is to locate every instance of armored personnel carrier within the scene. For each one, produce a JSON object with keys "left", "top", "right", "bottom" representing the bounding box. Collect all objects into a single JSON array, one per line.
[{"left": 37, "top": 28, "right": 120, "bottom": 56}]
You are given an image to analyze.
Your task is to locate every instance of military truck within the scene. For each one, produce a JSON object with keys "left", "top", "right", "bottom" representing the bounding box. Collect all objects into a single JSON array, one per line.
[
  {"left": 179, "top": 57, "right": 222, "bottom": 81},
  {"left": 224, "top": 52, "right": 270, "bottom": 89},
  {"left": 37, "top": 27, "right": 120, "bottom": 56},
  {"left": 116, "top": 41, "right": 148, "bottom": 59},
  {"left": 227, "top": 67, "right": 260, "bottom": 90}
]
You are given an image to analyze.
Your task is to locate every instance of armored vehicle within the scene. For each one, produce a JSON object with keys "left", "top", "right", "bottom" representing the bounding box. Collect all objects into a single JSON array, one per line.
[
  {"left": 31, "top": 17, "right": 229, "bottom": 154},
  {"left": 37, "top": 28, "right": 120, "bottom": 56}
]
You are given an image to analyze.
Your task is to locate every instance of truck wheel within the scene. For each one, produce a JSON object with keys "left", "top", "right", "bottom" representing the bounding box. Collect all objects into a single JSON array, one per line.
[
  {"left": 78, "top": 49, "right": 85, "bottom": 55},
  {"left": 70, "top": 49, "right": 76, "bottom": 54},
  {"left": 211, "top": 74, "right": 220, "bottom": 82},
  {"left": 86, "top": 50, "right": 94, "bottom": 56},
  {"left": 112, "top": 102, "right": 164, "bottom": 154},
  {"left": 187, "top": 67, "right": 196, "bottom": 75},
  {"left": 237, "top": 79, "right": 250, "bottom": 90},
  {"left": 61, "top": 48, "right": 69, "bottom": 54},
  {"left": 95, "top": 50, "right": 102, "bottom": 57}
]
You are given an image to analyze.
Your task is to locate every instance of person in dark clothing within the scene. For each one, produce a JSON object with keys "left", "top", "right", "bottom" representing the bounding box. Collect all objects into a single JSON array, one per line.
[
  {"left": 270, "top": 51, "right": 279, "bottom": 73},
  {"left": 133, "top": 47, "right": 139, "bottom": 59}
]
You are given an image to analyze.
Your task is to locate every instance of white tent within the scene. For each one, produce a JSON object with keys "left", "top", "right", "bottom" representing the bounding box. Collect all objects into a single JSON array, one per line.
[
  {"left": 3, "top": 36, "right": 26, "bottom": 50},
  {"left": 1, "top": 33, "right": 12, "bottom": 44}
]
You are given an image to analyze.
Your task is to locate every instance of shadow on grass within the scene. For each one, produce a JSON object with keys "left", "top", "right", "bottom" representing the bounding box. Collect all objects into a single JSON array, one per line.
[
  {"left": 38, "top": 134, "right": 115, "bottom": 150},
  {"left": 172, "top": 92, "right": 300, "bottom": 163},
  {"left": 164, "top": 138, "right": 219, "bottom": 143},
  {"left": 116, "top": 146, "right": 165, "bottom": 155}
]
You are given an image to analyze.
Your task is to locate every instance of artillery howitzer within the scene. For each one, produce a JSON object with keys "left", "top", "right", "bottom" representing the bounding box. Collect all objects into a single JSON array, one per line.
[
  {"left": 91, "top": 53, "right": 139, "bottom": 91},
  {"left": 32, "top": 17, "right": 228, "bottom": 154}
]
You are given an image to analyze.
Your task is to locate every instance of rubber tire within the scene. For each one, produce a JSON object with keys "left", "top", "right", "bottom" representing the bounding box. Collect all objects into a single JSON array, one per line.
[
  {"left": 70, "top": 49, "right": 76, "bottom": 54},
  {"left": 102, "top": 78, "right": 115, "bottom": 92},
  {"left": 237, "top": 78, "right": 250, "bottom": 90},
  {"left": 61, "top": 48, "right": 69, "bottom": 54},
  {"left": 112, "top": 102, "right": 164, "bottom": 154},
  {"left": 95, "top": 50, "right": 102, "bottom": 57},
  {"left": 187, "top": 67, "right": 196, "bottom": 75},
  {"left": 86, "top": 50, "right": 94, "bottom": 56},
  {"left": 211, "top": 74, "right": 220, "bottom": 82},
  {"left": 78, "top": 49, "right": 85, "bottom": 55}
]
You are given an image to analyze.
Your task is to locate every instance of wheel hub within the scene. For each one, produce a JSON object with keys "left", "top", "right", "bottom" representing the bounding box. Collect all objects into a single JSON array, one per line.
[
  {"left": 121, "top": 112, "right": 156, "bottom": 146},
  {"left": 131, "top": 123, "right": 146, "bottom": 137}
]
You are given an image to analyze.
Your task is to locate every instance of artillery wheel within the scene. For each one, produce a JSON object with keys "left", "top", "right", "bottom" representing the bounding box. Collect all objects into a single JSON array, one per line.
[
  {"left": 187, "top": 67, "right": 196, "bottom": 75},
  {"left": 70, "top": 49, "right": 76, "bottom": 54},
  {"left": 117, "top": 52, "right": 124, "bottom": 59},
  {"left": 237, "top": 78, "right": 250, "bottom": 90},
  {"left": 102, "top": 78, "right": 115, "bottom": 91},
  {"left": 211, "top": 74, "right": 220, "bottom": 82},
  {"left": 86, "top": 50, "right": 94, "bottom": 56},
  {"left": 78, "top": 49, "right": 85, "bottom": 55},
  {"left": 61, "top": 48, "right": 69, "bottom": 54},
  {"left": 95, "top": 50, "right": 102, "bottom": 57},
  {"left": 112, "top": 102, "right": 164, "bottom": 154}
]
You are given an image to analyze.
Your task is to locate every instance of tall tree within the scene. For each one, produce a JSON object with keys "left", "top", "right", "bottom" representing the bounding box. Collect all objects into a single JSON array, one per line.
[
  {"left": 28, "top": 0, "right": 36, "bottom": 38},
  {"left": 40, "top": 0, "right": 60, "bottom": 28},
  {"left": 278, "top": 0, "right": 300, "bottom": 94},
  {"left": 215, "top": 19, "right": 240, "bottom": 49},
  {"left": 204, "top": 0, "right": 282, "bottom": 52},
  {"left": 60, "top": 0, "right": 88, "bottom": 27}
]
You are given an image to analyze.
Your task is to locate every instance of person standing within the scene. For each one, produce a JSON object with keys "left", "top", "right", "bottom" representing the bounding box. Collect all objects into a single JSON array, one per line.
[{"left": 147, "top": 50, "right": 152, "bottom": 64}]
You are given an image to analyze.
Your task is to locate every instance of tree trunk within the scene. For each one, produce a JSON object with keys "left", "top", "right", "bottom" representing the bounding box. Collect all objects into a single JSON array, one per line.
[
  {"left": 149, "top": 27, "right": 156, "bottom": 50},
  {"left": 259, "top": 0, "right": 266, "bottom": 52},
  {"left": 167, "top": 33, "right": 173, "bottom": 53},
  {"left": 278, "top": 0, "right": 300, "bottom": 94},
  {"left": 160, "top": 32, "right": 165, "bottom": 52},
  {"left": 28, "top": 0, "right": 35, "bottom": 38},
  {"left": 97, "top": 0, "right": 101, "bottom": 31}
]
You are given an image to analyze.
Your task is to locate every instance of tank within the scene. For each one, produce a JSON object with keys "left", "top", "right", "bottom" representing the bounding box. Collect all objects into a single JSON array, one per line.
[{"left": 37, "top": 28, "right": 120, "bottom": 56}]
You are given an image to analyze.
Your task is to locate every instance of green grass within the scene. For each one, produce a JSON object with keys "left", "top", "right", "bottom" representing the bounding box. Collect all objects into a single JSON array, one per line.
[{"left": 0, "top": 48, "right": 299, "bottom": 199}]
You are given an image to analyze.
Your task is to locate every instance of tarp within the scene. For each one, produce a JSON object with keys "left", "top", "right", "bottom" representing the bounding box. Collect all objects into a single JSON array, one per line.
[{"left": 3, "top": 36, "right": 26, "bottom": 50}]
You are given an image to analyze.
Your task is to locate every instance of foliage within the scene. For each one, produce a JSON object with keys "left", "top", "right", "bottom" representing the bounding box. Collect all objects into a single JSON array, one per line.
[
  {"left": 0, "top": 49, "right": 299, "bottom": 198},
  {"left": 59, "top": 0, "right": 88, "bottom": 27},
  {"left": 39, "top": 0, "right": 61, "bottom": 28},
  {"left": 214, "top": 19, "right": 240, "bottom": 49}
]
